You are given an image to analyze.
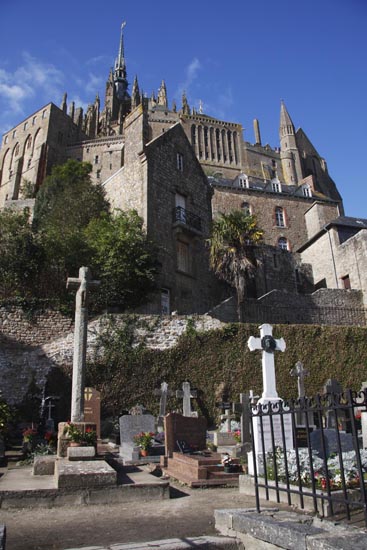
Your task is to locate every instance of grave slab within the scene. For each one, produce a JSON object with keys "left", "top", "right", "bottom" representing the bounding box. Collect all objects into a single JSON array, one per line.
[
  {"left": 33, "top": 455, "right": 56, "bottom": 476},
  {"left": 67, "top": 446, "right": 96, "bottom": 460},
  {"left": 55, "top": 459, "right": 117, "bottom": 489}
]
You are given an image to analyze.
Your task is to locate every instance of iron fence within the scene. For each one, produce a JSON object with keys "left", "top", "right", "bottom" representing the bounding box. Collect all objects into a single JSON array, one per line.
[
  {"left": 249, "top": 390, "right": 367, "bottom": 524},
  {"left": 172, "top": 206, "right": 202, "bottom": 232}
]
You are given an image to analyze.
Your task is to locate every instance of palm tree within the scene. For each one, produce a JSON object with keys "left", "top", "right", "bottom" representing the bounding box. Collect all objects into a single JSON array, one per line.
[{"left": 208, "top": 211, "right": 263, "bottom": 322}]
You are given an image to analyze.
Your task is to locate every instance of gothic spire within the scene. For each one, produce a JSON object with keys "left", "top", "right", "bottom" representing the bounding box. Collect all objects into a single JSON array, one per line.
[
  {"left": 115, "top": 21, "right": 126, "bottom": 75},
  {"left": 131, "top": 75, "right": 140, "bottom": 109},
  {"left": 157, "top": 80, "right": 168, "bottom": 108},
  {"left": 113, "top": 21, "right": 129, "bottom": 100},
  {"left": 279, "top": 100, "right": 295, "bottom": 136}
]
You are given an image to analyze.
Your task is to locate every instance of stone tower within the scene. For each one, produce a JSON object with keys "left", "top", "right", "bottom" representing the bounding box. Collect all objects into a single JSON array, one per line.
[{"left": 279, "top": 101, "right": 303, "bottom": 184}]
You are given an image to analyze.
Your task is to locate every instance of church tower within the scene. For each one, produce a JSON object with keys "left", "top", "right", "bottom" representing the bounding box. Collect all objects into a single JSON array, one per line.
[{"left": 279, "top": 101, "right": 303, "bottom": 184}]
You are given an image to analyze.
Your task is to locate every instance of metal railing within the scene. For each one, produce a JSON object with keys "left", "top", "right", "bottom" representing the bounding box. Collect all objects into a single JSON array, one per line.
[
  {"left": 172, "top": 206, "right": 202, "bottom": 232},
  {"left": 249, "top": 390, "right": 367, "bottom": 525}
]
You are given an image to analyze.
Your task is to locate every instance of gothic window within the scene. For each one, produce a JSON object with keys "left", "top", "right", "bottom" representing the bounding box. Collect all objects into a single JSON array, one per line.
[
  {"left": 239, "top": 173, "right": 249, "bottom": 188},
  {"left": 176, "top": 152, "right": 184, "bottom": 172},
  {"left": 241, "top": 202, "right": 251, "bottom": 215},
  {"left": 32, "top": 116, "right": 37, "bottom": 125},
  {"left": 4, "top": 135, "right": 8, "bottom": 144},
  {"left": 24, "top": 122, "right": 28, "bottom": 131},
  {"left": 177, "top": 240, "right": 190, "bottom": 273},
  {"left": 27, "top": 159, "right": 31, "bottom": 169},
  {"left": 191, "top": 125, "right": 196, "bottom": 146},
  {"left": 27, "top": 136, "right": 32, "bottom": 149},
  {"left": 14, "top": 143, "right": 20, "bottom": 156},
  {"left": 12, "top": 130, "right": 17, "bottom": 139},
  {"left": 42, "top": 110, "right": 47, "bottom": 119},
  {"left": 275, "top": 207, "right": 285, "bottom": 228},
  {"left": 216, "top": 129, "right": 221, "bottom": 161},
  {"left": 278, "top": 237, "right": 289, "bottom": 250},
  {"left": 94, "top": 155, "right": 99, "bottom": 164}
]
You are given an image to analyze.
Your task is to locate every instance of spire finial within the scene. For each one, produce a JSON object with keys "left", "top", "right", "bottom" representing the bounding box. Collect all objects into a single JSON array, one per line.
[{"left": 117, "top": 21, "right": 127, "bottom": 69}]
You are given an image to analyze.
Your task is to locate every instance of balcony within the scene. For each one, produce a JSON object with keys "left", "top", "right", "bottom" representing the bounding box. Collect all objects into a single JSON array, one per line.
[{"left": 172, "top": 206, "right": 202, "bottom": 234}]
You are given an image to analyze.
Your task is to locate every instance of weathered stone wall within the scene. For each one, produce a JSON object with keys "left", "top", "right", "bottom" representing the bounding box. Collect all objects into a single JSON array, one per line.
[{"left": 304, "top": 201, "right": 340, "bottom": 240}]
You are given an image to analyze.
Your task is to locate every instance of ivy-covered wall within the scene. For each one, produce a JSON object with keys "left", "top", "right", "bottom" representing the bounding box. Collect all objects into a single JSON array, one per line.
[{"left": 85, "top": 320, "right": 367, "bottom": 426}]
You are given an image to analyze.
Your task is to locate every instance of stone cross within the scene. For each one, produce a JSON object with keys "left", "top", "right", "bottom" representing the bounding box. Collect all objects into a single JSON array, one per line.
[
  {"left": 247, "top": 323, "right": 286, "bottom": 403},
  {"left": 154, "top": 381, "right": 172, "bottom": 429},
  {"left": 249, "top": 389, "right": 259, "bottom": 404},
  {"left": 176, "top": 381, "right": 197, "bottom": 417},
  {"left": 67, "top": 266, "right": 100, "bottom": 422},
  {"left": 290, "top": 361, "right": 309, "bottom": 399}
]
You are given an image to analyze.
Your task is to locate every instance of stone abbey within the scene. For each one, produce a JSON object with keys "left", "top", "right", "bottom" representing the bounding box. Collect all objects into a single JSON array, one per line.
[{"left": 0, "top": 23, "right": 366, "bottom": 319}]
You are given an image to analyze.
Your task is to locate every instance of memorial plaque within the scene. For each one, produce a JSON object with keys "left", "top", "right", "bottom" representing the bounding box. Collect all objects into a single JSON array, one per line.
[
  {"left": 84, "top": 387, "right": 101, "bottom": 438},
  {"left": 295, "top": 426, "right": 313, "bottom": 448}
]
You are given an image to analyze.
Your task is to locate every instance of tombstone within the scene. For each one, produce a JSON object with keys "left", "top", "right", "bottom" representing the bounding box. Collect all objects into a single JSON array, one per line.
[
  {"left": 290, "top": 360, "right": 313, "bottom": 428},
  {"left": 247, "top": 324, "right": 294, "bottom": 473},
  {"left": 154, "top": 381, "right": 172, "bottom": 431},
  {"left": 119, "top": 413, "right": 155, "bottom": 463},
  {"left": 66, "top": 266, "right": 100, "bottom": 422},
  {"left": 164, "top": 412, "right": 207, "bottom": 457},
  {"left": 176, "top": 381, "right": 198, "bottom": 417},
  {"left": 45, "top": 398, "right": 56, "bottom": 432},
  {"left": 323, "top": 378, "right": 344, "bottom": 429},
  {"left": 310, "top": 428, "right": 355, "bottom": 460},
  {"left": 214, "top": 401, "right": 237, "bottom": 447},
  {"left": 84, "top": 387, "right": 101, "bottom": 438},
  {"left": 233, "top": 391, "right": 258, "bottom": 452}
]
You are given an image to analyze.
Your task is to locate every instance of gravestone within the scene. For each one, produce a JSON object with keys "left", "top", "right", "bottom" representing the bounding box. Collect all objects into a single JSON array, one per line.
[
  {"left": 84, "top": 387, "right": 101, "bottom": 438},
  {"left": 310, "top": 428, "right": 355, "bottom": 460},
  {"left": 290, "top": 361, "right": 314, "bottom": 428},
  {"left": 119, "top": 413, "right": 155, "bottom": 463},
  {"left": 164, "top": 412, "right": 207, "bottom": 457},
  {"left": 247, "top": 324, "right": 293, "bottom": 474},
  {"left": 323, "top": 379, "right": 344, "bottom": 429},
  {"left": 176, "top": 381, "right": 197, "bottom": 417}
]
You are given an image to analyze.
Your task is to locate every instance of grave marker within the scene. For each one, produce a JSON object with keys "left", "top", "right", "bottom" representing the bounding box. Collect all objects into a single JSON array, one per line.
[
  {"left": 290, "top": 361, "right": 313, "bottom": 427},
  {"left": 323, "top": 379, "right": 343, "bottom": 429},
  {"left": 154, "top": 381, "right": 172, "bottom": 430},
  {"left": 176, "top": 381, "right": 197, "bottom": 417},
  {"left": 119, "top": 413, "right": 155, "bottom": 463},
  {"left": 67, "top": 267, "right": 100, "bottom": 422}
]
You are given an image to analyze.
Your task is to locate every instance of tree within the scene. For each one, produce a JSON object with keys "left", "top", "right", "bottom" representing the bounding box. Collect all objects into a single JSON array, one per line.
[
  {"left": 33, "top": 160, "right": 110, "bottom": 297},
  {"left": 0, "top": 208, "right": 44, "bottom": 298},
  {"left": 85, "top": 210, "right": 158, "bottom": 310},
  {"left": 208, "top": 211, "right": 263, "bottom": 321}
]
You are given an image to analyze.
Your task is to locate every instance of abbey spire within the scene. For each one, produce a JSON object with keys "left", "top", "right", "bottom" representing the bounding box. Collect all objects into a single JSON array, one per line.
[
  {"left": 279, "top": 100, "right": 303, "bottom": 184},
  {"left": 113, "top": 21, "right": 129, "bottom": 101}
]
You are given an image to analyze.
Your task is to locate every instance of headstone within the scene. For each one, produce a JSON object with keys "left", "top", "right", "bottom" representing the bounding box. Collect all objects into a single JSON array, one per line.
[
  {"left": 310, "top": 428, "right": 355, "bottom": 460},
  {"left": 119, "top": 413, "right": 155, "bottom": 462},
  {"left": 164, "top": 412, "right": 207, "bottom": 457},
  {"left": 154, "top": 381, "right": 172, "bottom": 431},
  {"left": 84, "top": 387, "right": 101, "bottom": 438},
  {"left": 176, "top": 381, "right": 197, "bottom": 417},
  {"left": 247, "top": 324, "right": 293, "bottom": 473},
  {"left": 45, "top": 399, "right": 55, "bottom": 432},
  {"left": 290, "top": 361, "right": 313, "bottom": 427},
  {"left": 323, "top": 379, "right": 343, "bottom": 429},
  {"left": 66, "top": 266, "right": 100, "bottom": 422}
]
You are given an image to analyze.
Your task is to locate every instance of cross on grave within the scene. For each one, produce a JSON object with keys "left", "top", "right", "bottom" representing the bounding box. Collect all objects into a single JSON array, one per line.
[
  {"left": 249, "top": 389, "right": 260, "bottom": 405},
  {"left": 247, "top": 324, "right": 286, "bottom": 403},
  {"left": 154, "top": 381, "right": 173, "bottom": 430},
  {"left": 176, "top": 381, "right": 197, "bottom": 417},
  {"left": 323, "top": 378, "right": 344, "bottom": 429},
  {"left": 290, "top": 361, "right": 309, "bottom": 399},
  {"left": 67, "top": 266, "right": 100, "bottom": 422}
]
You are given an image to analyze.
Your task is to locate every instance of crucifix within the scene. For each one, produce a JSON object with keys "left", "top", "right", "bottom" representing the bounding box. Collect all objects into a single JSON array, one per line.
[
  {"left": 290, "top": 361, "right": 309, "bottom": 399},
  {"left": 67, "top": 266, "right": 100, "bottom": 422},
  {"left": 176, "top": 381, "right": 197, "bottom": 417},
  {"left": 247, "top": 324, "right": 286, "bottom": 403}
]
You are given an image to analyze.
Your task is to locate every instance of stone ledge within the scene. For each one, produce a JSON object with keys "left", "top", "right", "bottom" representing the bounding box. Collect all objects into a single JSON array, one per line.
[
  {"left": 55, "top": 460, "right": 116, "bottom": 489},
  {"left": 215, "top": 508, "right": 367, "bottom": 550},
  {"left": 66, "top": 446, "right": 96, "bottom": 460},
  {"left": 63, "top": 535, "right": 243, "bottom": 549}
]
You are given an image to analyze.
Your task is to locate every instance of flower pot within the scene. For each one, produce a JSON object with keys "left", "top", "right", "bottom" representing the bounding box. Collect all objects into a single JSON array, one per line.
[
  {"left": 69, "top": 442, "right": 81, "bottom": 447},
  {"left": 140, "top": 449, "right": 149, "bottom": 457}
]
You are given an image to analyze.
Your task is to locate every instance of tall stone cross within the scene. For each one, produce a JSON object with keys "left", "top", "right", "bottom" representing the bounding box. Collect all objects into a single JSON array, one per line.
[
  {"left": 154, "top": 381, "right": 172, "bottom": 429},
  {"left": 247, "top": 324, "right": 286, "bottom": 403},
  {"left": 290, "top": 361, "right": 309, "bottom": 399},
  {"left": 176, "top": 381, "right": 197, "bottom": 417},
  {"left": 67, "top": 266, "right": 100, "bottom": 422}
]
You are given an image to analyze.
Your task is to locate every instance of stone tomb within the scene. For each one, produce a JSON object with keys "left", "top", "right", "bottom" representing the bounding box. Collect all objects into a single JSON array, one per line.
[
  {"left": 162, "top": 413, "right": 241, "bottom": 487},
  {"left": 119, "top": 413, "right": 155, "bottom": 463}
]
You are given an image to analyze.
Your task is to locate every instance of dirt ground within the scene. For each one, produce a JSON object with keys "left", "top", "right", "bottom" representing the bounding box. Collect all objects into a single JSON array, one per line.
[{"left": 1, "top": 483, "right": 266, "bottom": 550}]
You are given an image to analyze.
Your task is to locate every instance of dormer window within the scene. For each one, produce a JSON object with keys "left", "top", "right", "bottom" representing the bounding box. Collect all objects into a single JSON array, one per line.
[
  {"left": 302, "top": 185, "right": 311, "bottom": 198},
  {"left": 177, "top": 152, "right": 184, "bottom": 172},
  {"left": 272, "top": 180, "right": 281, "bottom": 193},
  {"left": 239, "top": 173, "right": 249, "bottom": 188}
]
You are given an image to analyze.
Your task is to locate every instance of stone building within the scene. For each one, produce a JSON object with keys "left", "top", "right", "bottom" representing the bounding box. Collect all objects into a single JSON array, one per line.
[{"left": 0, "top": 22, "right": 364, "bottom": 317}]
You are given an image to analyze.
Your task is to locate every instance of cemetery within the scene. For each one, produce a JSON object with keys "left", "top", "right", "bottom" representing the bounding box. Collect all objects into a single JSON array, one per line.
[{"left": 1, "top": 273, "right": 367, "bottom": 549}]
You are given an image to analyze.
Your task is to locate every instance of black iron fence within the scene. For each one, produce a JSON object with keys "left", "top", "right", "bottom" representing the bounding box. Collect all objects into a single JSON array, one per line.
[
  {"left": 172, "top": 206, "right": 202, "bottom": 232},
  {"left": 249, "top": 390, "right": 367, "bottom": 524}
]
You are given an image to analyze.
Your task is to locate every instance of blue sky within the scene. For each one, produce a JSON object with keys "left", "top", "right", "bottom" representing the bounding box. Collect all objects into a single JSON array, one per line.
[{"left": 1, "top": 0, "right": 366, "bottom": 217}]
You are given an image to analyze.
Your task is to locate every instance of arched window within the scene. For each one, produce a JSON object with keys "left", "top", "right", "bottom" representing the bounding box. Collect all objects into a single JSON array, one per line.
[
  {"left": 275, "top": 207, "right": 285, "bottom": 228},
  {"left": 241, "top": 202, "right": 251, "bottom": 215},
  {"left": 278, "top": 237, "right": 289, "bottom": 250},
  {"left": 302, "top": 184, "right": 311, "bottom": 198}
]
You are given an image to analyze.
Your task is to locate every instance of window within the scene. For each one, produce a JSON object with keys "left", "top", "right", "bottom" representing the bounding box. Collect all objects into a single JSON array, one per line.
[
  {"left": 94, "top": 155, "right": 99, "bottom": 164},
  {"left": 4, "top": 136, "right": 8, "bottom": 144},
  {"left": 32, "top": 116, "right": 37, "bottom": 125},
  {"left": 272, "top": 181, "right": 281, "bottom": 193},
  {"left": 24, "top": 122, "right": 28, "bottom": 131},
  {"left": 278, "top": 237, "right": 288, "bottom": 250},
  {"left": 176, "top": 152, "right": 184, "bottom": 172},
  {"left": 302, "top": 185, "right": 311, "bottom": 198},
  {"left": 27, "top": 159, "right": 31, "bottom": 169},
  {"left": 341, "top": 275, "right": 351, "bottom": 290},
  {"left": 27, "top": 136, "right": 32, "bottom": 149},
  {"left": 241, "top": 202, "right": 251, "bottom": 215},
  {"left": 161, "top": 288, "right": 170, "bottom": 315},
  {"left": 275, "top": 207, "right": 285, "bottom": 227},
  {"left": 177, "top": 240, "right": 190, "bottom": 273},
  {"left": 42, "top": 110, "right": 47, "bottom": 119},
  {"left": 12, "top": 130, "right": 17, "bottom": 139},
  {"left": 239, "top": 174, "right": 249, "bottom": 188},
  {"left": 96, "top": 170, "right": 101, "bottom": 179},
  {"left": 175, "top": 193, "right": 186, "bottom": 223},
  {"left": 14, "top": 143, "right": 20, "bottom": 156}
]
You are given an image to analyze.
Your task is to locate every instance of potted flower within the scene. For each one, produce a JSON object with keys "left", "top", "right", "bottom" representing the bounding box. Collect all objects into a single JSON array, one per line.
[
  {"left": 63, "top": 422, "right": 83, "bottom": 446},
  {"left": 83, "top": 427, "right": 97, "bottom": 447},
  {"left": 133, "top": 431, "right": 155, "bottom": 456},
  {"left": 22, "top": 427, "right": 38, "bottom": 453},
  {"left": 232, "top": 430, "right": 241, "bottom": 444}
]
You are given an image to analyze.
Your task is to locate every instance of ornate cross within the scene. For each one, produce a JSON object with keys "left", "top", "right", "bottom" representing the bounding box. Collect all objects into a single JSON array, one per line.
[
  {"left": 247, "top": 323, "right": 286, "bottom": 403},
  {"left": 290, "top": 361, "right": 309, "bottom": 399},
  {"left": 176, "top": 381, "right": 197, "bottom": 417},
  {"left": 67, "top": 266, "right": 100, "bottom": 422}
]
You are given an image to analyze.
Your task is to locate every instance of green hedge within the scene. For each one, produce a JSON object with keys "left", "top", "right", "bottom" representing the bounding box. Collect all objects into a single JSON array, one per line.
[{"left": 85, "top": 320, "right": 367, "bottom": 426}]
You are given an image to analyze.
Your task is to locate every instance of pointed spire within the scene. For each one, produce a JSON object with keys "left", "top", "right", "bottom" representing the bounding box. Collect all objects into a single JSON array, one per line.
[
  {"left": 115, "top": 21, "right": 126, "bottom": 73},
  {"left": 69, "top": 101, "right": 75, "bottom": 121},
  {"left": 60, "top": 92, "right": 67, "bottom": 114},
  {"left": 279, "top": 100, "right": 295, "bottom": 136},
  {"left": 181, "top": 91, "right": 191, "bottom": 115},
  {"left": 157, "top": 80, "right": 168, "bottom": 107},
  {"left": 131, "top": 75, "right": 140, "bottom": 109}
]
